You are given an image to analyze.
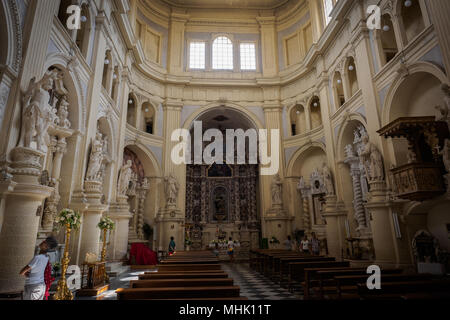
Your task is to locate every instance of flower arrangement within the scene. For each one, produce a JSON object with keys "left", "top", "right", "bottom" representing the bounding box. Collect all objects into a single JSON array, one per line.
[
  {"left": 98, "top": 216, "right": 115, "bottom": 230},
  {"left": 269, "top": 236, "right": 280, "bottom": 244},
  {"left": 55, "top": 208, "right": 81, "bottom": 230}
]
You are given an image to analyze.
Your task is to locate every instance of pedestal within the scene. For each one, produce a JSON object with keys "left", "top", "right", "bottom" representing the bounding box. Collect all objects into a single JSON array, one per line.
[
  {"left": 0, "top": 147, "right": 53, "bottom": 293},
  {"left": 263, "top": 207, "right": 292, "bottom": 244},
  {"left": 75, "top": 181, "right": 108, "bottom": 265},
  {"left": 321, "top": 195, "right": 347, "bottom": 260},
  {"left": 365, "top": 181, "right": 397, "bottom": 267},
  {"left": 108, "top": 198, "right": 132, "bottom": 261},
  {"left": 156, "top": 206, "right": 184, "bottom": 252}
]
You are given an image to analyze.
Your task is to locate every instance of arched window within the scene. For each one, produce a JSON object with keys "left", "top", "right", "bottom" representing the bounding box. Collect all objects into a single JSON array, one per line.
[
  {"left": 310, "top": 97, "right": 322, "bottom": 129},
  {"left": 75, "top": 3, "right": 91, "bottom": 59},
  {"left": 400, "top": 0, "right": 425, "bottom": 44},
  {"left": 333, "top": 71, "right": 345, "bottom": 108},
  {"left": 290, "top": 105, "right": 306, "bottom": 136},
  {"left": 377, "top": 14, "right": 398, "bottom": 66},
  {"left": 127, "top": 95, "right": 136, "bottom": 126},
  {"left": 323, "top": 0, "right": 338, "bottom": 25},
  {"left": 212, "top": 36, "right": 233, "bottom": 70}
]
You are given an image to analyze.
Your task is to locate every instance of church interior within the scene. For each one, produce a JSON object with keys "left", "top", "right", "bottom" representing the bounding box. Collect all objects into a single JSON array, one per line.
[{"left": 1, "top": 0, "right": 450, "bottom": 301}]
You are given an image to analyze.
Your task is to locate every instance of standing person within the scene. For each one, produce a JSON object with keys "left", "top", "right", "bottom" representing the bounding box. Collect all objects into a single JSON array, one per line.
[
  {"left": 19, "top": 236, "right": 58, "bottom": 300},
  {"left": 227, "top": 237, "right": 235, "bottom": 263},
  {"left": 300, "top": 235, "right": 310, "bottom": 254},
  {"left": 311, "top": 232, "right": 321, "bottom": 256},
  {"left": 284, "top": 235, "right": 293, "bottom": 251},
  {"left": 212, "top": 242, "right": 220, "bottom": 258},
  {"left": 168, "top": 236, "right": 176, "bottom": 256}
]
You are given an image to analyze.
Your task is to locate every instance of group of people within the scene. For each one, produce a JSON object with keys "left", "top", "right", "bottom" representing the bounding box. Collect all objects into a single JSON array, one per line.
[{"left": 284, "top": 233, "right": 321, "bottom": 255}]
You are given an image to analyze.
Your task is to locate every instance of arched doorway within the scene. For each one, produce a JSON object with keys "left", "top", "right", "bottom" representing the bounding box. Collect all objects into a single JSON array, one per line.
[{"left": 184, "top": 107, "right": 261, "bottom": 257}]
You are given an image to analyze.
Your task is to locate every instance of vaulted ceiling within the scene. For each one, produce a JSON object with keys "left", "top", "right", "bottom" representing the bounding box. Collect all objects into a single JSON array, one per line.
[{"left": 159, "top": 0, "right": 291, "bottom": 9}]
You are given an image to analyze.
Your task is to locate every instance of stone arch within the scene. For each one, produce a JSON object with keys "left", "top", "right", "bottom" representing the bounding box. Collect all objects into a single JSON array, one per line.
[
  {"left": 0, "top": 0, "right": 22, "bottom": 73},
  {"left": 182, "top": 102, "right": 264, "bottom": 130},
  {"left": 44, "top": 55, "right": 85, "bottom": 132},
  {"left": 332, "top": 71, "right": 345, "bottom": 108},
  {"left": 288, "top": 103, "right": 307, "bottom": 136},
  {"left": 373, "top": 13, "right": 399, "bottom": 67},
  {"left": 396, "top": 0, "right": 427, "bottom": 45},
  {"left": 286, "top": 142, "right": 327, "bottom": 177},
  {"left": 381, "top": 63, "right": 448, "bottom": 165},
  {"left": 127, "top": 92, "right": 139, "bottom": 127},
  {"left": 344, "top": 56, "right": 359, "bottom": 97},
  {"left": 308, "top": 95, "right": 322, "bottom": 129},
  {"left": 140, "top": 101, "right": 157, "bottom": 134}
]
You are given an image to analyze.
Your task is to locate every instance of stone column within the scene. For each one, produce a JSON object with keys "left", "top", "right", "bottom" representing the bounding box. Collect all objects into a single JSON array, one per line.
[
  {"left": 344, "top": 154, "right": 367, "bottom": 231},
  {"left": 298, "top": 181, "right": 311, "bottom": 233},
  {"left": 0, "top": 148, "right": 53, "bottom": 293},
  {"left": 365, "top": 181, "right": 397, "bottom": 267},
  {"left": 167, "top": 13, "right": 189, "bottom": 75},
  {"left": 322, "top": 195, "right": 348, "bottom": 260},
  {"left": 108, "top": 197, "right": 132, "bottom": 261},
  {"left": 74, "top": 180, "right": 108, "bottom": 265},
  {"left": 427, "top": 0, "right": 450, "bottom": 80},
  {"left": 136, "top": 184, "right": 150, "bottom": 239},
  {"left": 157, "top": 99, "right": 184, "bottom": 251},
  {"left": 256, "top": 17, "right": 279, "bottom": 78}
]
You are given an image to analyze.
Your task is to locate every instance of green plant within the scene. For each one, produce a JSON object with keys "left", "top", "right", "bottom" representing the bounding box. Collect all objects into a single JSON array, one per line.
[
  {"left": 55, "top": 208, "right": 81, "bottom": 230},
  {"left": 97, "top": 216, "right": 115, "bottom": 230}
]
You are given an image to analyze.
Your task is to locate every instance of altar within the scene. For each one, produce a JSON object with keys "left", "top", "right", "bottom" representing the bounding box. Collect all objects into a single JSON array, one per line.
[{"left": 185, "top": 163, "right": 261, "bottom": 259}]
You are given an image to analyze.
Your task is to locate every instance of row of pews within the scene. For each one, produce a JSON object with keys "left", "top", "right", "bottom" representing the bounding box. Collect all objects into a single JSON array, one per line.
[
  {"left": 116, "top": 251, "right": 247, "bottom": 300},
  {"left": 250, "top": 249, "right": 450, "bottom": 300}
]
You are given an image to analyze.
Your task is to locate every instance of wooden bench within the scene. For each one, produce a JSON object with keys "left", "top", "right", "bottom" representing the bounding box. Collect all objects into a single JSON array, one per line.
[
  {"left": 287, "top": 261, "right": 350, "bottom": 292},
  {"left": 116, "top": 286, "right": 241, "bottom": 300},
  {"left": 130, "top": 278, "right": 234, "bottom": 288},
  {"left": 335, "top": 273, "right": 434, "bottom": 300},
  {"left": 304, "top": 268, "right": 404, "bottom": 300},
  {"left": 357, "top": 279, "right": 450, "bottom": 300},
  {"left": 139, "top": 272, "right": 228, "bottom": 280},
  {"left": 275, "top": 257, "right": 335, "bottom": 283},
  {"left": 160, "top": 259, "right": 219, "bottom": 264},
  {"left": 264, "top": 253, "right": 311, "bottom": 277},
  {"left": 145, "top": 269, "right": 225, "bottom": 274},
  {"left": 156, "top": 264, "right": 222, "bottom": 272}
]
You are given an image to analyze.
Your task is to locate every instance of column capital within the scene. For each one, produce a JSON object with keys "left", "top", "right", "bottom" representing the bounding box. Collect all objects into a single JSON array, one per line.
[
  {"left": 163, "top": 99, "right": 183, "bottom": 111},
  {"left": 256, "top": 16, "right": 276, "bottom": 26},
  {"left": 262, "top": 102, "right": 283, "bottom": 112}
]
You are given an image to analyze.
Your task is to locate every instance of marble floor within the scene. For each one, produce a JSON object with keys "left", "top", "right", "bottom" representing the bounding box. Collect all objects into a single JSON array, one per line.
[{"left": 74, "top": 263, "right": 303, "bottom": 300}]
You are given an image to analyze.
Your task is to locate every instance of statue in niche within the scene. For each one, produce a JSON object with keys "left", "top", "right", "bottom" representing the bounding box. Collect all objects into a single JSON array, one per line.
[
  {"left": 57, "top": 95, "right": 71, "bottom": 129},
  {"left": 214, "top": 193, "right": 226, "bottom": 221},
  {"left": 164, "top": 174, "right": 179, "bottom": 207},
  {"left": 21, "top": 70, "right": 59, "bottom": 152},
  {"left": 271, "top": 174, "right": 283, "bottom": 206},
  {"left": 322, "top": 163, "right": 335, "bottom": 196},
  {"left": 359, "top": 134, "right": 385, "bottom": 182},
  {"left": 85, "top": 131, "right": 104, "bottom": 181},
  {"left": 435, "top": 84, "right": 450, "bottom": 123},
  {"left": 438, "top": 139, "right": 450, "bottom": 173},
  {"left": 118, "top": 160, "right": 133, "bottom": 196}
]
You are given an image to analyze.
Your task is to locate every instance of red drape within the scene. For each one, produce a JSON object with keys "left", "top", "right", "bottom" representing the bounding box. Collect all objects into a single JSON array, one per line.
[{"left": 129, "top": 243, "right": 157, "bottom": 265}]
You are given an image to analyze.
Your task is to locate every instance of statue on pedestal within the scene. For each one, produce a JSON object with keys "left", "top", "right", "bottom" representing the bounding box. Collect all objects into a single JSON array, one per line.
[
  {"left": 118, "top": 160, "right": 133, "bottom": 196},
  {"left": 21, "top": 70, "right": 58, "bottom": 152},
  {"left": 271, "top": 174, "right": 283, "bottom": 206},
  {"left": 322, "top": 163, "right": 335, "bottom": 196},
  {"left": 359, "top": 134, "right": 385, "bottom": 182},
  {"left": 85, "top": 131, "right": 104, "bottom": 181},
  {"left": 165, "top": 174, "right": 179, "bottom": 207},
  {"left": 57, "top": 96, "right": 71, "bottom": 129}
]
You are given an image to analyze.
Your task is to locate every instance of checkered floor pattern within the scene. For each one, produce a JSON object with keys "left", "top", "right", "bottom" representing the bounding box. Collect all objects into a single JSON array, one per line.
[
  {"left": 76, "top": 263, "right": 303, "bottom": 300},
  {"left": 221, "top": 263, "right": 301, "bottom": 300}
]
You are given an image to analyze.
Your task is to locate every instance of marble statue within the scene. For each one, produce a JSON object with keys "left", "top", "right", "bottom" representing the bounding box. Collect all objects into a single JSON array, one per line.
[
  {"left": 165, "top": 174, "right": 179, "bottom": 206},
  {"left": 297, "top": 176, "right": 305, "bottom": 190},
  {"left": 271, "top": 174, "right": 283, "bottom": 205},
  {"left": 438, "top": 139, "right": 450, "bottom": 173},
  {"left": 322, "top": 163, "right": 335, "bottom": 196},
  {"left": 118, "top": 160, "right": 133, "bottom": 196},
  {"left": 57, "top": 96, "right": 71, "bottom": 129},
  {"left": 359, "top": 134, "right": 384, "bottom": 181},
  {"left": 21, "top": 70, "right": 58, "bottom": 151},
  {"left": 85, "top": 131, "right": 104, "bottom": 181}
]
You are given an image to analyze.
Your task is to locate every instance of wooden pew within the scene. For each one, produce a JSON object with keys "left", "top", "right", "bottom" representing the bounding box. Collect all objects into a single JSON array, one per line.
[
  {"left": 130, "top": 278, "right": 234, "bottom": 288},
  {"left": 156, "top": 264, "right": 222, "bottom": 272},
  {"left": 287, "top": 261, "right": 350, "bottom": 292},
  {"left": 139, "top": 273, "right": 228, "bottom": 280},
  {"left": 357, "top": 279, "right": 450, "bottom": 300},
  {"left": 116, "top": 286, "right": 241, "bottom": 300},
  {"left": 145, "top": 269, "right": 224, "bottom": 274},
  {"left": 251, "top": 250, "right": 292, "bottom": 273},
  {"left": 160, "top": 259, "right": 219, "bottom": 264},
  {"left": 335, "top": 273, "right": 435, "bottom": 300},
  {"left": 273, "top": 256, "right": 336, "bottom": 284},
  {"left": 303, "top": 268, "right": 403, "bottom": 300},
  {"left": 264, "top": 253, "right": 309, "bottom": 277}
]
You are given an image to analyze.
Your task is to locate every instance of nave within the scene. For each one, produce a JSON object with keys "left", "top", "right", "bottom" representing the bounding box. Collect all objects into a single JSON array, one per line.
[{"left": 75, "top": 250, "right": 450, "bottom": 300}]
